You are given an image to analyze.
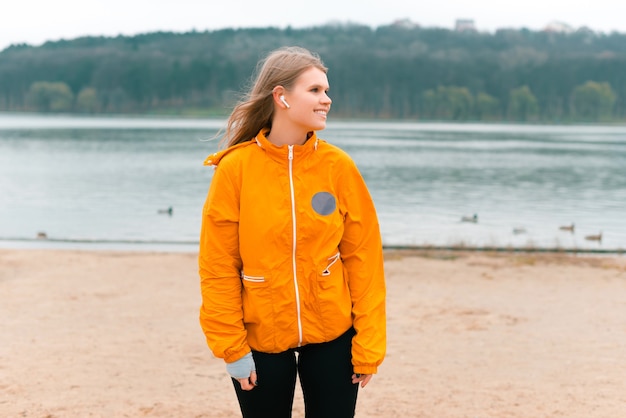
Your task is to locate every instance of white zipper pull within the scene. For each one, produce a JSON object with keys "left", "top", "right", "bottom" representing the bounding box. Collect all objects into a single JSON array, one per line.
[
  {"left": 322, "top": 252, "right": 341, "bottom": 276},
  {"left": 288, "top": 145, "right": 294, "bottom": 160}
]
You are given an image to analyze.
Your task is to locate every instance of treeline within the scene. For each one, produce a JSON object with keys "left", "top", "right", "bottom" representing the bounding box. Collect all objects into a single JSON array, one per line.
[{"left": 1, "top": 24, "right": 625, "bottom": 122}]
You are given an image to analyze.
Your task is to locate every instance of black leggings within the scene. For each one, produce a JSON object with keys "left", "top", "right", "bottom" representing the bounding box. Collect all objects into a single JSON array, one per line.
[{"left": 232, "top": 327, "right": 359, "bottom": 418}]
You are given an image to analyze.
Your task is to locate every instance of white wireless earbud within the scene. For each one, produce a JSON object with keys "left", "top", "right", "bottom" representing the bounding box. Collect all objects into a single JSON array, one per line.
[{"left": 280, "top": 95, "right": 290, "bottom": 108}]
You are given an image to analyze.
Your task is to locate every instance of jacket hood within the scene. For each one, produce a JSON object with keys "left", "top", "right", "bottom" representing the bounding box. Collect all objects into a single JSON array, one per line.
[{"left": 203, "top": 139, "right": 256, "bottom": 167}]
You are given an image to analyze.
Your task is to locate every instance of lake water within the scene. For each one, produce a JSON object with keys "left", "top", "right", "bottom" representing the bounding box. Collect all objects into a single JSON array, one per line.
[{"left": 1, "top": 113, "right": 625, "bottom": 252}]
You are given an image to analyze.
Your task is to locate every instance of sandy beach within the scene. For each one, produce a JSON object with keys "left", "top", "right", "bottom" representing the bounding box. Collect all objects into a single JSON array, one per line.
[{"left": 1, "top": 248, "right": 625, "bottom": 417}]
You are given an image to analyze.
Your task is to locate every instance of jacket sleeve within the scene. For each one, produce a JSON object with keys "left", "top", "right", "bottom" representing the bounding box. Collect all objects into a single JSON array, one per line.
[
  {"left": 338, "top": 158, "right": 386, "bottom": 374},
  {"left": 198, "top": 159, "right": 250, "bottom": 363}
]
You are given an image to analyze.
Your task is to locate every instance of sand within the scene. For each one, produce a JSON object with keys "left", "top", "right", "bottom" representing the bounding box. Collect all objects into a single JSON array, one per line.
[{"left": 1, "top": 248, "right": 625, "bottom": 417}]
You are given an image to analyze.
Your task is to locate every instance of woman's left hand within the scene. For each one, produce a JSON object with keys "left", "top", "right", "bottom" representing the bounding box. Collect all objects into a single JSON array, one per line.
[{"left": 351, "top": 373, "right": 372, "bottom": 388}]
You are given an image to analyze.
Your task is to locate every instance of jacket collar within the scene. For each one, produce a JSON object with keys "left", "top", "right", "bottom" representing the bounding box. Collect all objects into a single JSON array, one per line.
[
  {"left": 204, "top": 129, "right": 319, "bottom": 167},
  {"left": 254, "top": 129, "right": 319, "bottom": 162}
]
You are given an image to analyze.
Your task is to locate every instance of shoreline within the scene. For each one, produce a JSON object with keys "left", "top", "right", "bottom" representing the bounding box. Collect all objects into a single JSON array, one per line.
[
  {"left": 1, "top": 238, "right": 625, "bottom": 255},
  {"left": 3, "top": 110, "right": 626, "bottom": 126}
]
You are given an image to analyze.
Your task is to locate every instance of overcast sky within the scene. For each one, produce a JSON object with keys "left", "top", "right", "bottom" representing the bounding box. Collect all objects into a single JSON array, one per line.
[{"left": 2, "top": 0, "right": 626, "bottom": 51}]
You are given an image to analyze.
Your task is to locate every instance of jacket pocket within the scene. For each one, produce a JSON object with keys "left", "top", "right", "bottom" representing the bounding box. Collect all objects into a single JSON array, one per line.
[
  {"left": 240, "top": 271, "right": 274, "bottom": 344},
  {"left": 315, "top": 253, "right": 352, "bottom": 335}
]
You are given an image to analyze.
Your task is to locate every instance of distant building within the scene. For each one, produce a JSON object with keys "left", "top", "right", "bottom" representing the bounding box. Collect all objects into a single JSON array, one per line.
[
  {"left": 455, "top": 19, "right": 476, "bottom": 32},
  {"left": 391, "top": 18, "right": 419, "bottom": 29},
  {"left": 544, "top": 21, "right": 575, "bottom": 34}
]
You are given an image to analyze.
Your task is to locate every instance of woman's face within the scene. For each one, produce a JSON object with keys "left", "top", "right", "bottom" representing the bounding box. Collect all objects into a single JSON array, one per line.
[{"left": 282, "top": 67, "right": 332, "bottom": 132}]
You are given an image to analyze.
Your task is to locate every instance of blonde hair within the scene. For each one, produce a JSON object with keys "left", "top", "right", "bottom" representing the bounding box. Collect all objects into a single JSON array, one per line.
[{"left": 221, "top": 46, "right": 327, "bottom": 148}]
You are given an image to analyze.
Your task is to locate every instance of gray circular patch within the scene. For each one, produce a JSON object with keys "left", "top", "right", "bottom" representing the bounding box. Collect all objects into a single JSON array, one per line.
[{"left": 311, "top": 192, "right": 336, "bottom": 216}]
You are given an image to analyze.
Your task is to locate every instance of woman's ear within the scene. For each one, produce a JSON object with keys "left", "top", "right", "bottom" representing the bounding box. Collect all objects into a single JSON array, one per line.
[{"left": 272, "top": 87, "right": 289, "bottom": 109}]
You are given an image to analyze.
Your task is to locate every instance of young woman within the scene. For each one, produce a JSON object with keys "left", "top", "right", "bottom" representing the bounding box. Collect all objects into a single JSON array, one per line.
[{"left": 198, "top": 46, "right": 386, "bottom": 418}]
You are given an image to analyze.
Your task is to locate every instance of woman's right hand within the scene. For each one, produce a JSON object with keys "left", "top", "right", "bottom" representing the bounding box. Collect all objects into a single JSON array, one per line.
[
  {"left": 226, "top": 352, "right": 258, "bottom": 391},
  {"left": 236, "top": 370, "right": 258, "bottom": 391}
]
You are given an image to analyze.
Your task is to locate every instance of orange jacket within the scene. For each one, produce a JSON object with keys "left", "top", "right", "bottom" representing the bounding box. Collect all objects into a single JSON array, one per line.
[{"left": 199, "top": 129, "right": 386, "bottom": 374}]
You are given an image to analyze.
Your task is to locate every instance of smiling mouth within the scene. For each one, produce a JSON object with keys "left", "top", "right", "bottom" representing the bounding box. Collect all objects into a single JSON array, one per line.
[{"left": 314, "top": 110, "right": 328, "bottom": 117}]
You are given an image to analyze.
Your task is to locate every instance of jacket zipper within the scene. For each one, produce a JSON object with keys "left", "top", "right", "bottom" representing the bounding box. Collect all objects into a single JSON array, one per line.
[{"left": 288, "top": 145, "right": 303, "bottom": 346}]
